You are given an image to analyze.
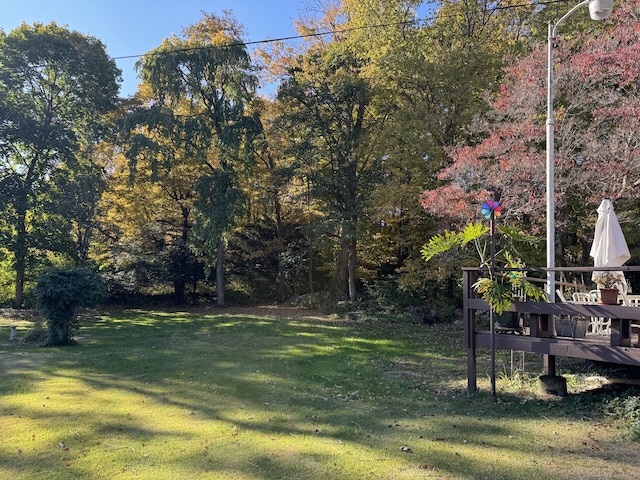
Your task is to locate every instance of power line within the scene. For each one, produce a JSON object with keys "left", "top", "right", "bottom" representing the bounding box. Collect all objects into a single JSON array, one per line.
[{"left": 112, "top": 0, "right": 571, "bottom": 63}]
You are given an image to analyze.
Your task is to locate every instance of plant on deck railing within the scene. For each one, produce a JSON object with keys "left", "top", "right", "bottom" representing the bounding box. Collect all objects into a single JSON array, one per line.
[
  {"left": 421, "top": 222, "right": 547, "bottom": 314},
  {"left": 593, "top": 271, "right": 624, "bottom": 289}
]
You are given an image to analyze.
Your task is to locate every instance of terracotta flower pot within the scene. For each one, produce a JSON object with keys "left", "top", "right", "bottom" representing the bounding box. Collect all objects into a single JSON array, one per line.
[{"left": 599, "top": 288, "right": 619, "bottom": 305}]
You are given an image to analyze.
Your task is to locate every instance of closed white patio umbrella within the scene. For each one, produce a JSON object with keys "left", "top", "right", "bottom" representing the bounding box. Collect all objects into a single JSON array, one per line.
[{"left": 589, "top": 198, "right": 630, "bottom": 290}]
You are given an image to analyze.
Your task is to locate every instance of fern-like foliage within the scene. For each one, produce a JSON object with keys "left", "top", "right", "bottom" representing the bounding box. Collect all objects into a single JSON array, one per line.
[
  {"left": 422, "top": 222, "right": 547, "bottom": 313},
  {"left": 420, "top": 231, "right": 463, "bottom": 262},
  {"left": 472, "top": 277, "right": 514, "bottom": 314},
  {"left": 460, "top": 223, "right": 489, "bottom": 247}
]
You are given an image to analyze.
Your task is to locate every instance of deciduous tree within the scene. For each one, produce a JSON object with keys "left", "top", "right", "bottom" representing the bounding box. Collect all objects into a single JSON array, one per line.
[
  {"left": 277, "top": 41, "right": 375, "bottom": 302},
  {"left": 129, "top": 12, "right": 259, "bottom": 306},
  {"left": 422, "top": 0, "right": 640, "bottom": 268},
  {"left": 0, "top": 23, "right": 120, "bottom": 307}
]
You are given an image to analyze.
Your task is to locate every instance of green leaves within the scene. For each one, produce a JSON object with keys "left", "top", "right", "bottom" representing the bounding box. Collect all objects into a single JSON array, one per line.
[
  {"left": 420, "top": 231, "right": 465, "bottom": 263},
  {"left": 34, "top": 266, "right": 107, "bottom": 345},
  {"left": 422, "top": 222, "right": 547, "bottom": 313},
  {"left": 420, "top": 223, "right": 489, "bottom": 264},
  {"left": 193, "top": 169, "right": 245, "bottom": 252},
  {"left": 0, "top": 22, "right": 120, "bottom": 307},
  {"left": 497, "top": 225, "right": 538, "bottom": 247},
  {"left": 472, "top": 277, "right": 513, "bottom": 314},
  {"left": 460, "top": 223, "right": 490, "bottom": 245}
]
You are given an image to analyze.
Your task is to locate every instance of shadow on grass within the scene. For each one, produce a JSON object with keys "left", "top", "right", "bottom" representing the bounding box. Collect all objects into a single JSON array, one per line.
[{"left": 1, "top": 308, "right": 639, "bottom": 479}]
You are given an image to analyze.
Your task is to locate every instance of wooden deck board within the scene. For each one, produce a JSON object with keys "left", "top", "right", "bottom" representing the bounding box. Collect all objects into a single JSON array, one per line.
[
  {"left": 474, "top": 332, "right": 640, "bottom": 366},
  {"left": 463, "top": 267, "right": 640, "bottom": 394}
]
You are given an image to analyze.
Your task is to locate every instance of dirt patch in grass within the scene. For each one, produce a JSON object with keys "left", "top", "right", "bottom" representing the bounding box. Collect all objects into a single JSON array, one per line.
[
  {"left": 164, "top": 304, "right": 339, "bottom": 323},
  {"left": 0, "top": 308, "right": 43, "bottom": 322},
  {"left": 219, "top": 305, "right": 334, "bottom": 320}
]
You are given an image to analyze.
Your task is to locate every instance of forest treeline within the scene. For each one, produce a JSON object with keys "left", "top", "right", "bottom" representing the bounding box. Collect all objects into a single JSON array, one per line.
[{"left": 1, "top": 0, "right": 639, "bottom": 314}]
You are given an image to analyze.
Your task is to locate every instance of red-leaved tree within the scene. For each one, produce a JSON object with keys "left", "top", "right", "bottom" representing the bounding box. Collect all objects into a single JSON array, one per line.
[{"left": 421, "top": 0, "right": 640, "bottom": 266}]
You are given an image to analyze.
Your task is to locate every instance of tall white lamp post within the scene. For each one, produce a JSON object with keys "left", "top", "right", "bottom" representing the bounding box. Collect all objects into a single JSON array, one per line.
[{"left": 546, "top": 0, "right": 614, "bottom": 302}]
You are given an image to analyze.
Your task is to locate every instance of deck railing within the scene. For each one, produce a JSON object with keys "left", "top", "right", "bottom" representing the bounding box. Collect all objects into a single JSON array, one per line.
[{"left": 463, "top": 266, "right": 640, "bottom": 395}]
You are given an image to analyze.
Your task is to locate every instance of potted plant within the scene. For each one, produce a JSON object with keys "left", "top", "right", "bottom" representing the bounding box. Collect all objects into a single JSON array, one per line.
[
  {"left": 593, "top": 271, "right": 623, "bottom": 305},
  {"left": 421, "top": 222, "right": 548, "bottom": 317}
]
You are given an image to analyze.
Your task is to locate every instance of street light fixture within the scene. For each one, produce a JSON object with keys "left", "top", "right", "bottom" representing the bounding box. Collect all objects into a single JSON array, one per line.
[{"left": 545, "top": 0, "right": 614, "bottom": 302}]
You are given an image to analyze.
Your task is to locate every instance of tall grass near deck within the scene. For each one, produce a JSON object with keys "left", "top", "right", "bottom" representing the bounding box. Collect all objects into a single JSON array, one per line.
[{"left": 1, "top": 308, "right": 639, "bottom": 479}]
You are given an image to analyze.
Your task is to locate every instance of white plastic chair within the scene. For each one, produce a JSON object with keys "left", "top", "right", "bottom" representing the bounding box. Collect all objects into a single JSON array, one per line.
[
  {"left": 556, "top": 289, "right": 568, "bottom": 303},
  {"left": 590, "top": 290, "right": 612, "bottom": 334},
  {"left": 620, "top": 293, "right": 640, "bottom": 306},
  {"left": 572, "top": 291, "right": 609, "bottom": 334},
  {"left": 572, "top": 292, "right": 596, "bottom": 304}
]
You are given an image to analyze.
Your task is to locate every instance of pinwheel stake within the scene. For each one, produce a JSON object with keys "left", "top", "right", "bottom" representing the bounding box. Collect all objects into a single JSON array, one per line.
[{"left": 481, "top": 200, "right": 502, "bottom": 398}]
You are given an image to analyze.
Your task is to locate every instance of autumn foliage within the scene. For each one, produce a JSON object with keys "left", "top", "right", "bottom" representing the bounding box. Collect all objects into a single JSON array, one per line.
[{"left": 421, "top": 0, "right": 640, "bottom": 266}]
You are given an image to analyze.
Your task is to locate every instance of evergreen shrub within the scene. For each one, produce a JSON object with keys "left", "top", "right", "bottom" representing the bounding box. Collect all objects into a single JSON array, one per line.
[{"left": 34, "top": 266, "right": 107, "bottom": 345}]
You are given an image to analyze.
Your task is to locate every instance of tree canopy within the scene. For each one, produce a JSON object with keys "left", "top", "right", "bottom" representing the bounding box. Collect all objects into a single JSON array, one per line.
[
  {"left": 2, "top": 1, "right": 639, "bottom": 312},
  {"left": 422, "top": 0, "right": 640, "bottom": 269},
  {"left": 120, "top": 12, "right": 259, "bottom": 306},
  {"left": 0, "top": 22, "right": 120, "bottom": 307}
]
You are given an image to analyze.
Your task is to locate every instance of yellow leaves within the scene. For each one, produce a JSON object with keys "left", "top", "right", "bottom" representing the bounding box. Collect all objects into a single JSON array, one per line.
[{"left": 99, "top": 153, "right": 169, "bottom": 242}]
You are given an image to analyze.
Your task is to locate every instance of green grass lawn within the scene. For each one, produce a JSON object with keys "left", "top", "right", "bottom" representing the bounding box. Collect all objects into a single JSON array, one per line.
[{"left": 1, "top": 307, "right": 639, "bottom": 479}]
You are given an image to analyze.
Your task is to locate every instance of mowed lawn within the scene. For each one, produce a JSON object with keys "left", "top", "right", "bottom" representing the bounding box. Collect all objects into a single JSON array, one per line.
[{"left": 1, "top": 307, "right": 639, "bottom": 479}]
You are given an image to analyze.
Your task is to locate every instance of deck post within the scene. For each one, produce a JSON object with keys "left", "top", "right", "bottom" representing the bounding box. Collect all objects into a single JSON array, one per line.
[
  {"left": 610, "top": 318, "right": 632, "bottom": 347},
  {"left": 543, "top": 354, "right": 556, "bottom": 377}
]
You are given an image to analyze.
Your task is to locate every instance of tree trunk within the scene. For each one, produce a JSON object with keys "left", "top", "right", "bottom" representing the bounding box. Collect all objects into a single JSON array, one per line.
[
  {"left": 308, "top": 241, "right": 314, "bottom": 294},
  {"left": 348, "top": 233, "right": 357, "bottom": 302},
  {"left": 343, "top": 153, "right": 358, "bottom": 302},
  {"left": 274, "top": 193, "right": 287, "bottom": 303},
  {"left": 14, "top": 268, "right": 24, "bottom": 310},
  {"left": 13, "top": 209, "right": 27, "bottom": 309},
  {"left": 216, "top": 238, "right": 225, "bottom": 307},
  {"left": 277, "top": 254, "right": 287, "bottom": 303},
  {"left": 191, "top": 276, "right": 199, "bottom": 305},
  {"left": 174, "top": 280, "right": 186, "bottom": 305},
  {"left": 340, "top": 218, "right": 358, "bottom": 302},
  {"left": 336, "top": 236, "right": 350, "bottom": 299},
  {"left": 174, "top": 207, "right": 191, "bottom": 306}
]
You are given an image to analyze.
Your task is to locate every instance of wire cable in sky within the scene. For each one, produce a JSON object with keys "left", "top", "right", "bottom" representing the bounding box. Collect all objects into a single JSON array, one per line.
[{"left": 112, "top": 0, "right": 571, "bottom": 62}]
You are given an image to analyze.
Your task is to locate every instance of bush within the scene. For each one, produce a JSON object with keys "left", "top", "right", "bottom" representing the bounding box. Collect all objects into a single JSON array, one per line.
[
  {"left": 607, "top": 394, "right": 640, "bottom": 441},
  {"left": 34, "top": 266, "right": 107, "bottom": 346},
  {"left": 362, "top": 277, "right": 422, "bottom": 313},
  {"left": 21, "top": 328, "right": 48, "bottom": 345}
]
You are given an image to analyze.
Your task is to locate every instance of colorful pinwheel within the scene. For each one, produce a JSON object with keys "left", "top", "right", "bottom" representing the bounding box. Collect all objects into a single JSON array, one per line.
[{"left": 481, "top": 200, "right": 502, "bottom": 220}]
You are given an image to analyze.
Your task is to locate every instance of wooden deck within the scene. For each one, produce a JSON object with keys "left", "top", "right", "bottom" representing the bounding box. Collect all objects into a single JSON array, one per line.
[{"left": 463, "top": 267, "right": 640, "bottom": 395}]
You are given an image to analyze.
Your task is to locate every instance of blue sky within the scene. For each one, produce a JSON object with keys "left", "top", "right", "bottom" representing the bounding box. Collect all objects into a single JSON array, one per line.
[{"left": 2, "top": 0, "right": 309, "bottom": 97}]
